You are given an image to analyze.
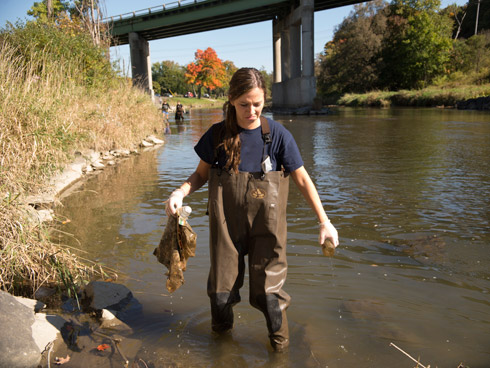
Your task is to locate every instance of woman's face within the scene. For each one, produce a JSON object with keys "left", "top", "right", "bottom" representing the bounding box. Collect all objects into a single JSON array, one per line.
[{"left": 230, "top": 87, "right": 265, "bottom": 129}]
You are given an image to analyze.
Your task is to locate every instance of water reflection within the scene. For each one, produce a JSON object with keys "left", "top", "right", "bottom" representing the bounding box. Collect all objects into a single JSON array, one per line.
[{"left": 55, "top": 107, "right": 490, "bottom": 367}]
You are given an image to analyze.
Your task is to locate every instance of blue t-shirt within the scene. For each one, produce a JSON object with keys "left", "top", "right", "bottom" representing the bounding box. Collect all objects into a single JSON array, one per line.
[{"left": 194, "top": 117, "right": 304, "bottom": 173}]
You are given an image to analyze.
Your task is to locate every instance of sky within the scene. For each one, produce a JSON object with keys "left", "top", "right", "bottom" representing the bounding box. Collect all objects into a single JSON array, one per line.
[{"left": 1, "top": 0, "right": 466, "bottom": 74}]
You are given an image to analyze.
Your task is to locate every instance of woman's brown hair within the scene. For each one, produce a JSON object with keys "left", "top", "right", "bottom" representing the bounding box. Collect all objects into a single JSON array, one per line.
[{"left": 220, "top": 67, "right": 266, "bottom": 172}]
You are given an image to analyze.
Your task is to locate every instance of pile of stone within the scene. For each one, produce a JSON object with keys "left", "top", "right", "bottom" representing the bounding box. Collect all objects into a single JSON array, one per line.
[{"left": 0, "top": 281, "right": 142, "bottom": 368}]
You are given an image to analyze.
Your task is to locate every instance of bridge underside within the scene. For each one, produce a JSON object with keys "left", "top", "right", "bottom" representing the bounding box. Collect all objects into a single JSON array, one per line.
[
  {"left": 106, "top": 0, "right": 365, "bottom": 110},
  {"left": 108, "top": 0, "right": 362, "bottom": 46}
]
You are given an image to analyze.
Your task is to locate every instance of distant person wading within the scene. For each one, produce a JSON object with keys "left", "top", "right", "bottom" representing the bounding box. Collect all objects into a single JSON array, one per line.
[
  {"left": 161, "top": 99, "right": 170, "bottom": 121},
  {"left": 175, "top": 102, "right": 184, "bottom": 121},
  {"left": 166, "top": 67, "right": 339, "bottom": 352}
]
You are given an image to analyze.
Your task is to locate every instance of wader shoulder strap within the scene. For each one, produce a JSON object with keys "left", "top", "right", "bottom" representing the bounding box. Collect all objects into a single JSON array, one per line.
[
  {"left": 260, "top": 116, "right": 272, "bottom": 144},
  {"left": 259, "top": 116, "right": 272, "bottom": 177}
]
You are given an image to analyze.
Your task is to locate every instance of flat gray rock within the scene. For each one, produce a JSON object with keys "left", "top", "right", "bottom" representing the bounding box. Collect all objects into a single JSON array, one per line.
[
  {"left": 82, "top": 281, "right": 133, "bottom": 312},
  {"left": 0, "top": 291, "right": 40, "bottom": 368}
]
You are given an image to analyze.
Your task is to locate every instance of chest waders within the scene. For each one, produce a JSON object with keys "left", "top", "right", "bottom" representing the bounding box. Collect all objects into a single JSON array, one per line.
[{"left": 207, "top": 118, "right": 291, "bottom": 351}]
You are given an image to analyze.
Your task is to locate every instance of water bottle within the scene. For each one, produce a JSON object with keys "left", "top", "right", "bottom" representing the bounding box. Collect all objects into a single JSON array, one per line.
[{"left": 178, "top": 206, "right": 192, "bottom": 226}]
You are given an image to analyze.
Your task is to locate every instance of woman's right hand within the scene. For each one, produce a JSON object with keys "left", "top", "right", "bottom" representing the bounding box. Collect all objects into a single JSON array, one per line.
[{"left": 165, "top": 189, "right": 185, "bottom": 217}]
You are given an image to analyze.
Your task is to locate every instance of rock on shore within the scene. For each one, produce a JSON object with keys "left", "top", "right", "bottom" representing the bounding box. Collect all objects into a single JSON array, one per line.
[
  {"left": 0, "top": 282, "right": 142, "bottom": 368},
  {"left": 0, "top": 291, "right": 42, "bottom": 368}
]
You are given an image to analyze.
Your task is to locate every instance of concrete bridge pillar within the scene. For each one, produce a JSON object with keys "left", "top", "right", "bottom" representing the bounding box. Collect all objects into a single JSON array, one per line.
[
  {"left": 273, "top": 19, "right": 282, "bottom": 84},
  {"left": 280, "top": 17, "right": 291, "bottom": 83},
  {"left": 272, "top": 0, "right": 316, "bottom": 110},
  {"left": 129, "top": 32, "right": 154, "bottom": 97},
  {"left": 290, "top": 23, "right": 301, "bottom": 79}
]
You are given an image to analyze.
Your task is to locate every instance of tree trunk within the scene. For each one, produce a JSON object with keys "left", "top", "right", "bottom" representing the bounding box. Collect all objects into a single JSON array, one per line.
[
  {"left": 454, "top": 11, "right": 466, "bottom": 40},
  {"left": 75, "top": 0, "right": 106, "bottom": 46},
  {"left": 47, "top": 0, "right": 52, "bottom": 19}
]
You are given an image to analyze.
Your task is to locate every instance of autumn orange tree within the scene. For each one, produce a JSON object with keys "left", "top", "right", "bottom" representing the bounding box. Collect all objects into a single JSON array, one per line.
[{"left": 185, "top": 47, "right": 226, "bottom": 97}]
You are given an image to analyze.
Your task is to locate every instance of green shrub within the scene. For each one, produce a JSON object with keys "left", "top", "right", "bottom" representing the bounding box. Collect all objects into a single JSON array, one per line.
[{"left": 0, "top": 21, "right": 116, "bottom": 89}]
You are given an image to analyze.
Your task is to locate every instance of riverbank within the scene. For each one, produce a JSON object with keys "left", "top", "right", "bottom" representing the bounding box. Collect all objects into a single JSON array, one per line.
[
  {"left": 0, "top": 26, "right": 165, "bottom": 300},
  {"left": 0, "top": 23, "right": 171, "bottom": 367},
  {"left": 337, "top": 83, "right": 490, "bottom": 108}
]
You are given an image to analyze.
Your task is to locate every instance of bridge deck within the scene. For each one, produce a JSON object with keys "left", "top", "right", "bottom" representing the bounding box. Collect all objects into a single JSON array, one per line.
[{"left": 106, "top": 0, "right": 363, "bottom": 46}]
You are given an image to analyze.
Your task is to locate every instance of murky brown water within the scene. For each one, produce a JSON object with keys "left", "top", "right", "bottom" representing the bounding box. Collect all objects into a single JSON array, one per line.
[{"left": 54, "top": 107, "right": 490, "bottom": 367}]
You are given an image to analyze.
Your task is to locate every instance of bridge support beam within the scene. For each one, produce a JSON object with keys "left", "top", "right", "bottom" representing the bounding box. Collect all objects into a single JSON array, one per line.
[
  {"left": 272, "top": 0, "right": 315, "bottom": 111},
  {"left": 129, "top": 32, "right": 154, "bottom": 97}
]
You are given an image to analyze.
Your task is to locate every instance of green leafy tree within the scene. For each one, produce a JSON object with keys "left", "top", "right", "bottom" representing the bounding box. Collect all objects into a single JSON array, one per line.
[
  {"left": 27, "top": 0, "right": 70, "bottom": 23},
  {"left": 27, "top": 0, "right": 109, "bottom": 47},
  {"left": 440, "top": 2, "right": 468, "bottom": 39},
  {"left": 381, "top": 0, "right": 453, "bottom": 89},
  {"left": 259, "top": 67, "right": 273, "bottom": 100},
  {"left": 464, "top": 33, "right": 490, "bottom": 77},
  {"left": 152, "top": 80, "right": 162, "bottom": 95},
  {"left": 448, "top": 33, "right": 490, "bottom": 78},
  {"left": 152, "top": 61, "right": 188, "bottom": 95},
  {"left": 316, "top": 0, "right": 388, "bottom": 96}
]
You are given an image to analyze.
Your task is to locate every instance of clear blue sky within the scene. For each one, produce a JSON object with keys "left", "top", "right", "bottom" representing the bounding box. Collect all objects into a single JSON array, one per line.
[{"left": 1, "top": 0, "right": 466, "bottom": 74}]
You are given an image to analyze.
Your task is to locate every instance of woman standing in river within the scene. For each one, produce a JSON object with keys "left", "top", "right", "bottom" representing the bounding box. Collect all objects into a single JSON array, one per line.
[{"left": 165, "top": 67, "right": 339, "bottom": 352}]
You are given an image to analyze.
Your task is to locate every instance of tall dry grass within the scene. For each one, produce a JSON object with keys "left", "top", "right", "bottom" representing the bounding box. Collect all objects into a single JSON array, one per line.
[
  {"left": 0, "top": 28, "right": 162, "bottom": 298},
  {"left": 0, "top": 41, "right": 161, "bottom": 195}
]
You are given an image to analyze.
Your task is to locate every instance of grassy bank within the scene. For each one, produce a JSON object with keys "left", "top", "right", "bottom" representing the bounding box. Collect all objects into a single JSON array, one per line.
[
  {"left": 0, "top": 22, "right": 162, "bottom": 298},
  {"left": 338, "top": 84, "right": 490, "bottom": 108}
]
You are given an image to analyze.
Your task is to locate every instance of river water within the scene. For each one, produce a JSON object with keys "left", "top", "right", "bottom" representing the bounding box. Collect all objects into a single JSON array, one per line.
[{"left": 54, "top": 107, "right": 490, "bottom": 367}]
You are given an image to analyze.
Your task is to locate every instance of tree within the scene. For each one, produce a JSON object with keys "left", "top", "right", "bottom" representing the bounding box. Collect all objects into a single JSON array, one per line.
[
  {"left": 185, "top": 47, "right": 226, "bottom": 98},
  {"left": 72, "top": 0, "right": 106, "bottom": 46},
  {"left": 458, "top": 0, "right": 490, "bottom": 38},
  {"left": 441, "top": 3, "right": 468, "bottom": 39},
  {"left": 27, "top": 0, "right": 109, "bottom": 47},
  {"left": 28, "top": 0, "right": 70, "bottom": 23},
  {"left": 464, "top": 33, "right": 490, "bottom": 74},
  {"left": 380, "top": 0, "right": 453, "bottom": 89},
  {"left": 259, "top": 67, "right": 273, "bottom": 100},
  {"left": 152, "top": 60, "right": 188, "bottom": 95},
  {"left": 316, "top": 0, "right": 388, "bottom": 96},
  {"left": 152, "top": 80, "right": 162, "bottom": 95},
  {"left": 212, "top": 60, "right": 238, "bottom": 97}
]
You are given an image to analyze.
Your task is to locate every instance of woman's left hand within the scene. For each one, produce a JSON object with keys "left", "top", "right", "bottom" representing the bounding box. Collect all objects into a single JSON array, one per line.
[{"left": 319, "top": 220, "right": 339, "bottom": 247}]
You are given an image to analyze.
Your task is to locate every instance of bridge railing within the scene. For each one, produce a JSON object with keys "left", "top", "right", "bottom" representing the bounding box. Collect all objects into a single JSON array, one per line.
[{"left": 102, "top": 0, "right": 210, "bottom": 23}]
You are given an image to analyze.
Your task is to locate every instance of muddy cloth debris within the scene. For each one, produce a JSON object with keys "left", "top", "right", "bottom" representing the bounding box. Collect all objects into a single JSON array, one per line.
[{"left": 153, "top": 211, "right": 197, "bottom": 293}]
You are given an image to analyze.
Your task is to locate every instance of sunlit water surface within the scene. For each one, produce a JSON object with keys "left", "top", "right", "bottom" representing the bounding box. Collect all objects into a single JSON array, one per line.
[{"left": 55, "top": 107, "right": 490, "bottom": 367}]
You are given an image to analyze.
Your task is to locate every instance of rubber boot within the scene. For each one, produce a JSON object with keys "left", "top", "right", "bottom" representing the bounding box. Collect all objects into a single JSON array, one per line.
[
  {"left": 210, "top": 292, "right": 238, "bottom": 333},
  {"left": 269, "top": 309, "right": 289, "bottom": 352}
]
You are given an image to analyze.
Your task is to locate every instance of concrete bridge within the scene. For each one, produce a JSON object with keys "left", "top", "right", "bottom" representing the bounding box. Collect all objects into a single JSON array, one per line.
[{"left": 105, "top": 0, "right": 364, "bottom": 110}]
